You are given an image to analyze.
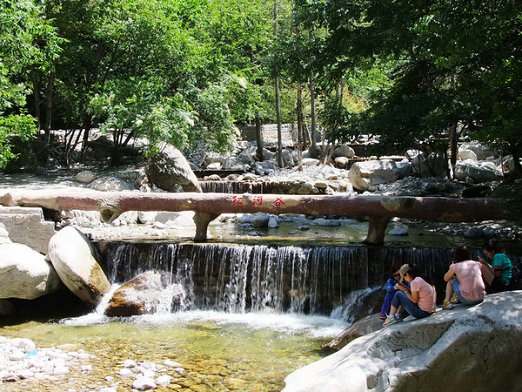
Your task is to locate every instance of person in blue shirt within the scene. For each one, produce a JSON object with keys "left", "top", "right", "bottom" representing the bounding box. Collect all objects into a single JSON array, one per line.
[
  {"left": 380, "top": 265, "right": 401, "bottom": 319},
  {"left": 480, "top": 239, "right": 513, "bottom": 293}
]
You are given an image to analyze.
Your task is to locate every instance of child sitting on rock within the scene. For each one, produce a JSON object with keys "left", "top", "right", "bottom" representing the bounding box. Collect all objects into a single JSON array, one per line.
[{"left": 380, "top": 265, "right": 401, "bottom": 319}]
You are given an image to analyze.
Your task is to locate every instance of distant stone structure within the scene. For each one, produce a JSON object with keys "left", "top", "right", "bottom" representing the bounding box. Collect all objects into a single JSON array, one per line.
[
  {"left": 0, "top": 207, "right": 55, "bottom": 254},
  {"left": 238, "top": 123, "right": 295, "bottom": 144}
]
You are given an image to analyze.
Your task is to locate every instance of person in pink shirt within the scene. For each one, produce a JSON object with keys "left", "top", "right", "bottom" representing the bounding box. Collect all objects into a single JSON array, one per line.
[
  {"left": 382, "top": 264, "right": 436, "bottom": 327},
  {"left": 442, "top": 246, "right": 486, "bottom": 309}
]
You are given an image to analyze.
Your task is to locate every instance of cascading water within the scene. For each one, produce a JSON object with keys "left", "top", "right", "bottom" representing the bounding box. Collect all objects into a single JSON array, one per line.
[
  {"left": 199, "top": 181, "right": 264, "bottom": 194},
  {"left": 97, "top": 242, "right": 461, "bottom": 318}
]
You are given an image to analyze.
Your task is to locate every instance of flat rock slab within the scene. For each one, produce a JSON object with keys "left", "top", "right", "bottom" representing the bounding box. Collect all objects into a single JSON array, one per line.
[{"left": 283, "top": 291, "right": 522, "bottom": 392}]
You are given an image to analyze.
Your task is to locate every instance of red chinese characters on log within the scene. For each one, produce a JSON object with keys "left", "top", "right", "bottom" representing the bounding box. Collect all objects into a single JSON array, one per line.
[
  {"left": 272, "top": 197, "right": 285, "bottom": 207},
  {"left": 232, "top": 195, "right": 244, "bottom": 206}
]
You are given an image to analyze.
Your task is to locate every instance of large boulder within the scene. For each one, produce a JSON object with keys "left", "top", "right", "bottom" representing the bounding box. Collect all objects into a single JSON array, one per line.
[
  {"left": 146, "top": 143, "right": 201, "bottom": 192},
  {"left": 348, "top": 160, "right": 398, "bottom": 191},
  {"left": 460, "top": 141, "right": 497, "bottom": 160},
  {"left": 0, "top": 243, "right": 60, "bottom": 299},
  {"left": 411, "top": 152, "right": 448, "bottom": 178},
  {"left": 334, "top": 144, "right": 355, "bottom": 159},
  {"left": 282, "top": 149, "right": 295, "bottom": 167},
  {"left": 321, "top": 313, "right": 383, "bottom": 352},
  {"left": 283, "top": 291, "right": 522, "bottom": 392},
  {"left": 454, "top": 160, "right": 504, "bottom": 183},
  {"left": 457, "top": 147, "right": 478, "bottom": 162},
  {"left": 105, "top": 271, "right": 185, "bottom": 317},
  {"left": 88, "top": 176, "right": 136, "bottom": 191},
  {"left": 47, "top": 226, "right": 110, "bottom": 308}
]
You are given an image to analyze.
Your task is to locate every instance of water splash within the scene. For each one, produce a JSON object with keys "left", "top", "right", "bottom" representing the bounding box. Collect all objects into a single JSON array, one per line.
[{"left": 330, "top": 286, "right": 382, "bottom": 324}]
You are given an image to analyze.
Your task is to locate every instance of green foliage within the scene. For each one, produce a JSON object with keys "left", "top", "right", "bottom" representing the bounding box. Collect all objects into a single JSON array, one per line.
[
  {"left": 0, "top": 0, "right": 59, "bottom": 167},
  {"left": 0, "top": 114, "right": 37, "bottom": 168},
  {"left": 293, "top": 0, "right": 521, "bottom": 162}
]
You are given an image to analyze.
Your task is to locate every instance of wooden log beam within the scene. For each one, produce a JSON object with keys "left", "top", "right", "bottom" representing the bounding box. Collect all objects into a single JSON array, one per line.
[{"left": 0, "top": 188, "right": 512, "bottom": 244}]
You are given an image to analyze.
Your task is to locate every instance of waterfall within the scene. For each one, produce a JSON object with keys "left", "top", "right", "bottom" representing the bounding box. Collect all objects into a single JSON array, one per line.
[
  {"left": 99, "top": 243, "right": 369, "bottom": 315},
  {"left": 97, "top": 242, "right": 471, "bottom": 317},
  {"left": 200, "top": 181, "right": 264, "bottom": 194}
]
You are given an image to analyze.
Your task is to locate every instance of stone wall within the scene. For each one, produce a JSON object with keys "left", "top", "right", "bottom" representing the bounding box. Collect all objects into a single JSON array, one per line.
[
  {"left": 238, "top": 123, "right": 295, "bottom": 144},
  {"left": 0, "top": 207, "right": 55, "bottom": 254}
]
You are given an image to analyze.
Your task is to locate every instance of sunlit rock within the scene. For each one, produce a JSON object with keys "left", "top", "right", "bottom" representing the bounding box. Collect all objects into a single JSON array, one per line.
[
  {"left": 88, "top": 176, "right": 135, "bottom": 191},
  {"left": 334, "top": 144, "right": 355, "bottom": 159},
  {"left": 458, "top": 147, "right": 478, "bottom": 162},
  {"left": 146, "top": 143, "right": 201, "bottom": 192},
  {"left": 132, "top": 376, "right": 156, "bottom": 391},
  {"left": 48, "top": 226, "right": 110, "bottom": 308},
  {"left": 105, "top": 271, "right": 185, "bottom": 317},
  {"left": 74, "top": 170, "right": 97, "bottom": 184},
  {"left": 283, "top": 291, "right": 522, "bottom": 392},
  {"left": 348, "top": 160, "right": 399, "bottom": 191},
  {"left": 0, "top": 243, "right": 60, "bottom": 299}
]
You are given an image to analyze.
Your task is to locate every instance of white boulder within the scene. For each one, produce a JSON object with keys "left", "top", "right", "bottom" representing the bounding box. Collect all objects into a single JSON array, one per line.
[
  {"left": 348, "top": 160, "right": 398, "bottom": 191},
  {"left": 283, "top": 291, "right": 522, "bottom": 392},
  {"left": 334, "top": 144, "right": 355, "bottom": 159},
  {"left": 74, "top": 170, "right": 97, "bottom": 183},
  {"left": 47, "top": 226, "right": 110, "bottom": 308},
  {"left": 457, "top": 147, "right": 478, "bottom": 162},
  {"left": 0, "top": 243, "right": 60, "bottom": 299},
  {"left": 460, "top": 141, "right": 497, "bottom": 160}
]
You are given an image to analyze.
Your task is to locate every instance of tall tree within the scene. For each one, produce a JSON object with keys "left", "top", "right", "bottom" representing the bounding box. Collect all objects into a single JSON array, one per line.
[
  {"left": 293, "top": 0, "right": 521, "bottom": 179},
  {"left": 0, "top": 0, "right": 61, "bottom": 168}
]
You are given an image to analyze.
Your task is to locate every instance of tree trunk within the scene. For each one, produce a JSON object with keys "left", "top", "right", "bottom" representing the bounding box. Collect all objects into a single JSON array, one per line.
[
  {"left": 80, "top": 115, "right": 93, "bottom": 161},
  {"left": 41, "top": 72, "right": 55, "bottom": 167},
  {"left": 297, "top": 82, "right": 303, "bottom": 171},
  {"left": 274, "top": 0, "right": 283, "bottom": 168},
  {"left": 1, "top": 189, "right": 511, "bottom": 245},
  {"left": 31, "top": 74, "right": 41, "bottom": 131},
  {"left": 448, "top": 122, "right": 458, "bottom": 178},
  {"left": 309, "top": 74, "right": 317, "bottom": 158},
  {"left": 506, "top": 142, "right": 522, "bottom": 182},
  {"left": 255, "top": 114, "right": 263, "bottom": 161}
]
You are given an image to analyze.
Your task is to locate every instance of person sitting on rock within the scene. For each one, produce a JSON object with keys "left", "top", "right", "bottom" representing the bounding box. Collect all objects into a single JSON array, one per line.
[
  {"left": 382, "top": 264, "right": 436, "bottom": 327},
  {"left": 479, "top": 239, "right": 513, "bottom": 293},
  {"left": 441, "top": 246, "right": 485, "bottom": 310},
  {"left": 380, "top": 265, "right": 405, "bottom": 319}
]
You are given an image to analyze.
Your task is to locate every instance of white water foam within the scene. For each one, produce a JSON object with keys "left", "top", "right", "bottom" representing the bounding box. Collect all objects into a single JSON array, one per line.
[{"left": 62, "top": 309, "right": 348, "bottom": 338}]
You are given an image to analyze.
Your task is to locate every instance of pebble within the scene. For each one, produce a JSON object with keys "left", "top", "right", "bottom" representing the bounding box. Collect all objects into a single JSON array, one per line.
[
  {"left": 156, "top": 374, "right": 172, "bottom": 386},
  {"left": 118, "top": 368, "right": 134, "bottom": 377},
  {"left": 1, "top": 336, "right": 186, "bottom": 391},
  {"left": 132, "top": 376, "right": 157, "bottom": 390},
  {"left": 123, "top": 359, "right": 137, "bottom": 368},
  {"left": 0, "top": 336, "right": 92, "bottom": 384},
  {"left": 163, "top": 359, "right": 183, "bottom": 368}
]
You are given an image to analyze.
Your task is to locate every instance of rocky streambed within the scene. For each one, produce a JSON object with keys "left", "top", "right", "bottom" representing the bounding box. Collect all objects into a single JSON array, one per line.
[{"left": 0, "top": 313, "right": 341, "bottom": 392}]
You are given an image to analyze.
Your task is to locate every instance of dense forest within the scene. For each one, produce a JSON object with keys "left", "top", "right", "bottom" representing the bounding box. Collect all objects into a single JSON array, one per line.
[{"left": 0, "top": 0, "right": 520, "bottom": 178}]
